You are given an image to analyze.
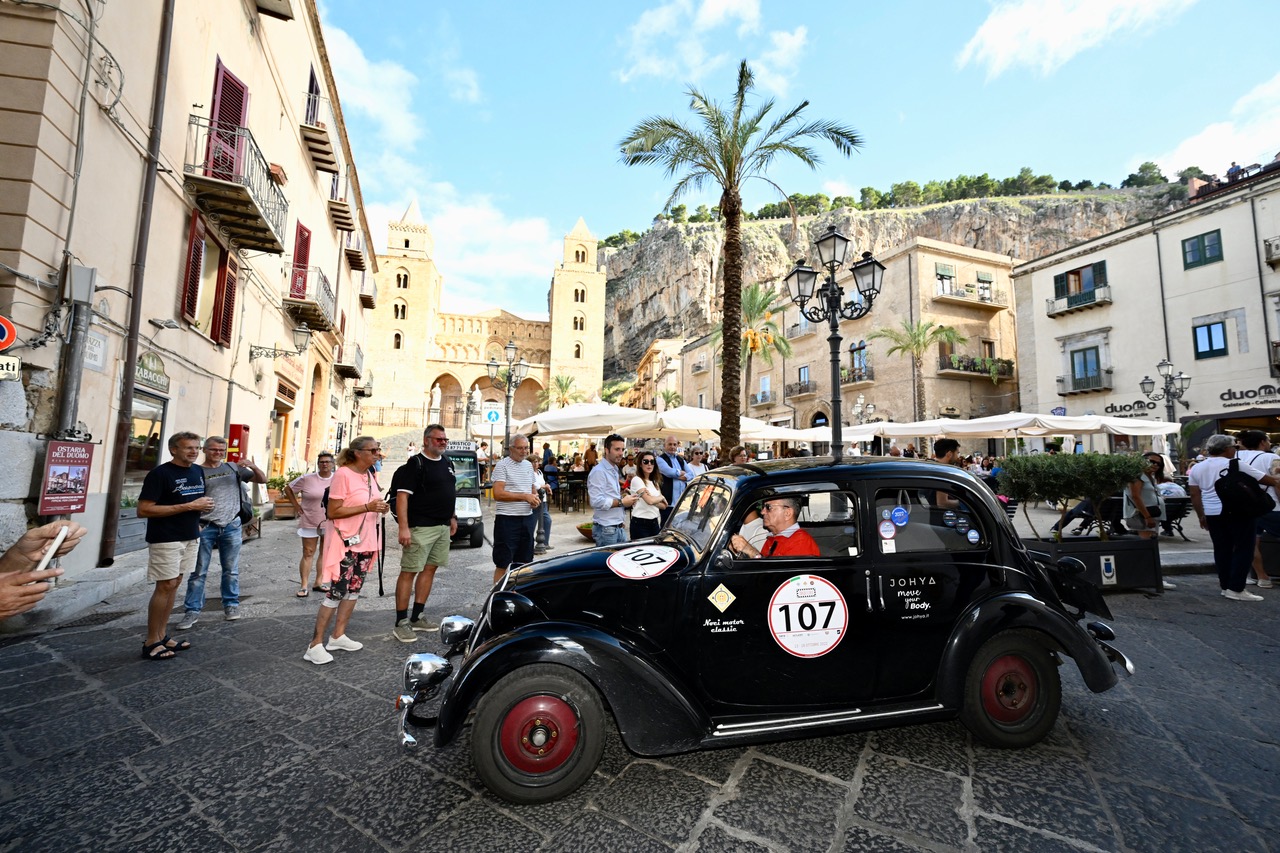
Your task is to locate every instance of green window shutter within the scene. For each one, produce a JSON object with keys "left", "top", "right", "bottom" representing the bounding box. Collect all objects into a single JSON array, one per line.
[
  {"left": 1092, "top": 261, "right": 1107, "bottom": 286},
  {"left": 1053, "top": 273, "right": 1068, "bottom": 299},
  {"left": 976, "top": 271, "right": 993, "bottom": 282},
  {"left": 935, "top": 263, "right": 955, "bottom": 278}
]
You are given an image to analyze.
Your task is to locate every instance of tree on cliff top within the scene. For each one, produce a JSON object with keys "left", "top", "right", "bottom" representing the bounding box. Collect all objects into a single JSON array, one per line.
[{"left": 619, "top": 60, "right": 863, "bottom": 449}]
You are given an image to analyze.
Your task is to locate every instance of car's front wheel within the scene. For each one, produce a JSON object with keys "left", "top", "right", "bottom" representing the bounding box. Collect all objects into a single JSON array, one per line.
[
  {"left": 471, "top": 664, "right": 605, "bottom": 804},
  {"left": 470, "top": 527, "right": 483, "bottom": 548},
  {"left": 960, "top": 631, "right": 1061, "bottom": 748}
]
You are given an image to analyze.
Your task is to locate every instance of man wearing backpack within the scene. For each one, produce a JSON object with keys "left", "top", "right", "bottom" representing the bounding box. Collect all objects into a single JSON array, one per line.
[
  {"left": 1235, "top": 429, "right": 1280, "bottom": 588},
  {"left": 390, "top": 424, "right": 457, "bottom": 642},
  {"left": 1188, "top": 433, "right": 1280, "bottom": 600}
]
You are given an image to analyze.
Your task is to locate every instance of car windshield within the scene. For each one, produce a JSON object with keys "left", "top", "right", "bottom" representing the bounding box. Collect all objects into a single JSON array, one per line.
[
  {"left": 664, "top": 478, "right": 733, "bottom": 552},
  {"left": 446, "top": 453, "right": 480, "bottom": 489}
]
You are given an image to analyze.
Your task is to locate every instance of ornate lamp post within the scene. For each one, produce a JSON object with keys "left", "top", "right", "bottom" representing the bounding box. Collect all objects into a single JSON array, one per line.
[
  {"left": 487, "top": 339, "right": 529, "bottom": 452},
  {"left": 784, "top": 226, "right": 886, "bottom": 461},
  {"left": 1139, "top": 358, "right": 1191, "bottom": 464},
  {"left": 248, "top": 323, "right": 312, "bottom": 360},
  {"left": 851, "top": 393, "right": 876, "bottom": 424}
]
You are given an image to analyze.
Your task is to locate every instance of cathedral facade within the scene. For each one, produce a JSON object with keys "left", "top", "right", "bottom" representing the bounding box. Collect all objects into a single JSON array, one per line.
[{"left": 360, "top": 204, "right": 605, "bottom": 442}]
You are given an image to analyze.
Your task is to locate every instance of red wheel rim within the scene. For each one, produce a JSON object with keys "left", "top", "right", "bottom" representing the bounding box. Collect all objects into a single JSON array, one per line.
[
  {"left": 498, "top": 694, "right": 580, "bottom": 774},
  {"left": 980, "top": 654, "right": 1038, "bottom": 724}
]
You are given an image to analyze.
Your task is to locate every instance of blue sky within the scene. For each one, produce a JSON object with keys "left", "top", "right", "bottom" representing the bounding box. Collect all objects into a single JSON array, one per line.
[{"left": 321, "top": 0, "right": 1279, "bottom": 318}]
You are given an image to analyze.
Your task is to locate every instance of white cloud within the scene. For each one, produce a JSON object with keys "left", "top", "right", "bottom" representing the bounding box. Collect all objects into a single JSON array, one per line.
[
  {"left": 322, "top": 20, "right": 422, "bottom": 149},
  {"left": 821, "top": 179, "right": 857, "bottom": 198},
  {"left": 445, "top": 67, "right": 482, "bottom": 103},
  {"left": 751, "top": 26, "right": 807, "bottom": 96},
  {"left": 957, "top": 0, "right": 1198, "bottom": 81},
  {"left": 617, "top": 0, "right": 768, "bottom": 84},
  {"left": 1150, "top": 71, "right": 1280, "bottom": 177}
]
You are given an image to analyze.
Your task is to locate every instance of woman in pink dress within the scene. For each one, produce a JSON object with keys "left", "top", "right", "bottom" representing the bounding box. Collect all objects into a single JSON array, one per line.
[
  {"left": 284, "top": 452, "right": 335, "bottom": 597},
  {"left": 303, "top": 436, "right": 388, "bottom": 665}
]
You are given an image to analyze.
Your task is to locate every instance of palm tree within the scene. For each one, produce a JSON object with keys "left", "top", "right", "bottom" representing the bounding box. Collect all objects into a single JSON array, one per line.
[
  {"left": 659, "top": 389, "right": 683, "bottom": 411},
  {"left": 712, "top": 282, "right": 792, "bottom": 407},
  {"left": 620, "top": 60, "right": 863, "bottom": 450},
  {"left": 867, "top": 320, "right": 968, "bottom": 421},
  {"left": 538, "top": 374, "right": 585, "bottom": 410}
]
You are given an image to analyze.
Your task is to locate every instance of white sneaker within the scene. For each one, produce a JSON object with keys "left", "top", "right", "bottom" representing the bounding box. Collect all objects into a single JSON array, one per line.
[
  {"left": 1260, "top": 578, "right": 1275, "bottom": 589},
  {"left": 1246, "top": 576, "right": 1258, "bottom": 585},
  {"left": 1223, "top": 589, "right": 1264, "bottom": 601},
  {"left": 1162, "top": 579, "right": 1177, "bottom": 589},
  {"left": 326, "top": 634, "right": 363, "bottom": 652},
  {"left": 303, "top": 643, "right": 333, "bottom": 665}
]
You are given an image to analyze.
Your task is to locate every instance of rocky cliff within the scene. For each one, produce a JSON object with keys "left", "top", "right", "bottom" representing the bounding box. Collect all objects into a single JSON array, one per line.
[{"left": 602, "top": 189, "right": 1178, "bottom": 378}]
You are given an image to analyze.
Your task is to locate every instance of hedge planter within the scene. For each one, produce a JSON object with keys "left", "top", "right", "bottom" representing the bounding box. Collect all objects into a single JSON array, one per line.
[
  {"left": 116, "top": 507, "right": 148, "bottom": 556},
  {"left": 1023, "top": 535, "right": 1163, "bottom": 593}
]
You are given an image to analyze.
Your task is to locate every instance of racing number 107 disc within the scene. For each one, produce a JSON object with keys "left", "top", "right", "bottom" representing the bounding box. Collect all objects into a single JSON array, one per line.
[{"left": 768, "top": 574, "right": 848, "bottom": 658}]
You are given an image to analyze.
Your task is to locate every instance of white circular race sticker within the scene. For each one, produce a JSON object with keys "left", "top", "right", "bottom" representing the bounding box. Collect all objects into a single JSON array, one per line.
[
  {"left": 606, "top": 545, "right": 681, "bottom": 580},
  {"left": 768, "top": 575, "right": 848, "bottom": 658},
  {"left": 878, "top": 519, "right": 897, "bottom": 540}
]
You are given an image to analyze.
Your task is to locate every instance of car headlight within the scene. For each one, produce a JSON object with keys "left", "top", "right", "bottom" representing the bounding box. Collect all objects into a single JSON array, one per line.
[
  {"left": 403, "top": 652, "right": 452, "bottom": 693},
  {"left": 440, "top": 615, "right": 474, "bottom": 648}
]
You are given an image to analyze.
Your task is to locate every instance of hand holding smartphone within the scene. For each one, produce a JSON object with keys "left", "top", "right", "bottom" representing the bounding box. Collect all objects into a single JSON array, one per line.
[{"left": 33, "top": 524, "right": 70, "bottom": 574}]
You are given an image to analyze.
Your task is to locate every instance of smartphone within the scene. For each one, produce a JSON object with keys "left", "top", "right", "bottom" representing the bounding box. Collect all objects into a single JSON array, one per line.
[{"left": 33, "top": 525, "right": 70, "bottom": 574}]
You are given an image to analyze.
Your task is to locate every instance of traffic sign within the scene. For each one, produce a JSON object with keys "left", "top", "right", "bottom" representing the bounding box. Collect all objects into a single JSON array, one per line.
[
  {"left": 485, "top": 409, "right": 501, "bottom": 423},
  {"left": 0, "top": 315, "right": 16, "bottom": 352}
]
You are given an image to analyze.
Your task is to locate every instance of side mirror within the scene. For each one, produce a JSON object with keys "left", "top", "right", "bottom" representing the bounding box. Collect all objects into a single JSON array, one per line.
[
  {"left": 1056, "top": 556, "right": 1086, "bottom": 576},
  {"left": 715, "top": 551, "right": 734, "bottom": 571}
]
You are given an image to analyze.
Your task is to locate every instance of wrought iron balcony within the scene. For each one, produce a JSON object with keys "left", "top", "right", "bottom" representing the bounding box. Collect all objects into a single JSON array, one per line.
[
  {"left": 344, "top": 231, "right": 367, "bottom": 271},
  {"left": 840, "top": 365, "right": 875, "bottom": 386},
  {"left": 785, "top": 379, "right": 819, "bottom": 397},
  {"left": 691, "top": 360, "right": 708, "bottom": 374},
  {"left": 299, "top": 92, "right": 339, "bottom": 173},
  {"left": 932, "top": 280, "right": 1009, "bottom": 310},
  {"left": 354, "top": 368, "right": 374, "bottom": 398},
  {"left": 359, "top": 272, "right": 376, "bottom": 309},
  {"left": 182, "top": 115, "right": 288, "bottom": 253},
  {"left": 1056, "top": 372, "right": 1114, "bottom": 395},
  {"left": 788, "top": 320, "right": 817, "bottom": 339},
  {"left": 1046, "top": 285, "right": 1112, "bottom": 317},
  {"left": 282, "top": 265, "right": 336, "bottom": 332},
  {"left": 937, "top": 355, "right": 1015, "bottom": 381},
  {"left": 750, "top": 390, "right": 773, "bottom": 405},
  {"left": 327, "top": 169, "right": 355, "bottom": 232},
  {"left": 334, "top": 342, "right": 363, "bottom": 380}
]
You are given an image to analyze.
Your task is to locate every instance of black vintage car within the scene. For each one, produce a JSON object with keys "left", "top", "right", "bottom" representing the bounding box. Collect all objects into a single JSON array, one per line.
[{"left": 395, "top": 457, "right": 1133, "bottom": 804}]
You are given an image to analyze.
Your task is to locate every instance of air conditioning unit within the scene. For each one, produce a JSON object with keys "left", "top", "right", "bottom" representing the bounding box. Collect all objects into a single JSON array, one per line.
[
  {"left": 939, "top": 406, "right": 959, "bottom": 416},
  {"left": 1266, "top": 236, "right": 1280, "bottom": 268}
]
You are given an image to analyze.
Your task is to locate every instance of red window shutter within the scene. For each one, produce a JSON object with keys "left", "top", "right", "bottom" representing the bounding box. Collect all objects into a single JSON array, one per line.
[
  {"left": 211, "top": 252, "right": 239, "bottom": 347},
  {"left": 208, "top": 60, "right": 250, "bottom": 180},
  {"left": 181, "top": 212, "right": 206, "bottom": 322},
  {"left": 290, "top": 221, "right": 311, "bottom": 298}
]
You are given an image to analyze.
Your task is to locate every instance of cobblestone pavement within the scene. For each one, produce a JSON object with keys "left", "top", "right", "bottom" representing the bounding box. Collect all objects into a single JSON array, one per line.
[{"left": 1, "top": 509, "right": 1277, "bottom": 852}]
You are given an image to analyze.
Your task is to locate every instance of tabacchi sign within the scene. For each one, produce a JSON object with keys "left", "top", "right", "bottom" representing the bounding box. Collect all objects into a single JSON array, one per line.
[{"left": 39, "top": 441, "right": 94, "bottom": 515}]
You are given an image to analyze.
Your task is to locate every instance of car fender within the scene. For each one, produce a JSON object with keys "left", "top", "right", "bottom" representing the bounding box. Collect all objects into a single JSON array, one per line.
[
  {"left": 433, "top": 622, "right": 710, "bottom": 755},
  {"left": 935, "top": 592, "right": 1118, "bottom": 706}
]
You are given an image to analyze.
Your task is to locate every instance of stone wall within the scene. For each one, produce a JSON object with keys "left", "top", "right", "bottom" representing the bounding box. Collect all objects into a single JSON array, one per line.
[{"left": 602, "top": 189, "right": 1178, "bottom": 378}]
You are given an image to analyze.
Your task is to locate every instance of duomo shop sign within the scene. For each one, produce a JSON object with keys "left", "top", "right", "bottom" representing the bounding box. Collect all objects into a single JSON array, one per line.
[
  {"left": 1219, "top": 384, "right": 1280, "bottom": 408},
  {"left": 1104, "top": 400, "right": 1158, "bottom": 418}
]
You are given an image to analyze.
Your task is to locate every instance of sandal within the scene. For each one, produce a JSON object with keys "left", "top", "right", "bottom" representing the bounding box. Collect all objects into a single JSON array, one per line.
[
  {"left": 162, "top": 635, "right": 191, "bottom": 652},
  {"left": 297, "top": 587, "right": 310, "bottom": 598},
  {"left": 142, "top": 640, "right": 176, "bottom": 661},
  {"left": 311, "top": 585, "right": 324, "bottom": 592}
]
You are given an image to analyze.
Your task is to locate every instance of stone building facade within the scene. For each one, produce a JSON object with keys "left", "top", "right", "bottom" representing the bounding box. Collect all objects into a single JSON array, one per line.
[
  {"left": 0, "top": 0, "right": 374, "bottom": 569},
  {"left": 361, "top": 211, "right": 604, "bottom": 444}
]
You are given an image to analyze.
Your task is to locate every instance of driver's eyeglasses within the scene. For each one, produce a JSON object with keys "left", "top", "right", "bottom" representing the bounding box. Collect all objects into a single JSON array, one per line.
[{"left": 761, "top": 504, "right": 784, "bottom": 513}]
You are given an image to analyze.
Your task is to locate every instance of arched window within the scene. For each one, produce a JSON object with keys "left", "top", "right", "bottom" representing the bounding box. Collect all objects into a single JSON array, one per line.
[
  {"left": 394, "top": 302, "right": 407, "bottom": 320},
  {"left": 573, "top": 313, "right": 585, "bottom": 331},
  {"left": 404, "top": 239, "right": 410, "bottom": 249},
  {"left": 393, "top": 332, "right": 403, "bottom": 350},
  {"left": 396, "top": 271, "right": 409, "bottom": 289},
  {"left": 574, "top": 342, "right": 582, "bottom": 359},
  {"left": 574, "top": 287, "right": 586, "bottom": 303}
]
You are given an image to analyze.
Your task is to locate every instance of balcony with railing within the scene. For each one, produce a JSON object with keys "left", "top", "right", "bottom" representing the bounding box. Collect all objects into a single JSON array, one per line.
[
  {"left": 327, "top": 169, "right": 356, "bottom": 232},
  {"left": 1056, "top": 372, "right": 1114, "bottom": 395},
  {"left": 282, "top": 265, "right": 336, "bottom": 331},
  {"left": 299, "top": 92, "right": 340, "bottom": 173},
  {"left": 1046, "top": 284, "right": 1113, "bottom": 317},
  {"left": 355, "top": 368, "right": 374, "bottom": 398},
  {"left": 359, "top": 272, "right": 376, "bottom": 309},
  {"left": 785, "top": 379, "right": 820, "bottom": 398},
  {"left": 344, "top": 230, "right": 367, "bottom": 271},
  {"left": 750, "top": 390, "right": 774, "bottom": 406},
  {"left": 334, "top": 342, "right": 363, "bottom": 380},
  {"left": 840, "top": 364, "right": 875, "bottom": 387},
  {"left": 932, "top": 279, "right": 1009, "bottom": 310},
  {"left": 182, "top": 115, "right": 288, "bottom": 253},
  {"left": 691, "top": 359, "right": 708, "bottom": 374},
  {"left": 788, "top": 320, "right": 817, "bottom": 339},
  {"left": 937, "top": 355, "right": 1015, "bottom": 382}
]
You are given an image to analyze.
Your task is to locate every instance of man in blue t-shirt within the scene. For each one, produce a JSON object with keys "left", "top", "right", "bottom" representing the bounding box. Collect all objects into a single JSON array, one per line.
[{"left": 137, "top": 431, "right": 213, "bottom": 660}]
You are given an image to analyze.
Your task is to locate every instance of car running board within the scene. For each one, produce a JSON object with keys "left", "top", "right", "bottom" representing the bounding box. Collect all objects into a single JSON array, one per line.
[{"left": 710, "top": 703, "right": 944, "bottom": 740}]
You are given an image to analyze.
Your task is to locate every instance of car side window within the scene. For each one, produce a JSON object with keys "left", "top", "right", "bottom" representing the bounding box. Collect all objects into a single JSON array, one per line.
[
  {"left": 874, "top": 488, "right": 987, "bottom": 554},
  {"left": 730, "top": 487, "right": 860, "bottom": 559}
]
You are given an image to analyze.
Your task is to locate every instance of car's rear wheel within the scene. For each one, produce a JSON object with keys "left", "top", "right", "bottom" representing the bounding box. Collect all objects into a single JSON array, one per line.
[
  {"left": 471, "top": 664, "right": 605, "bottom": 804},
  {"left": 960, "top": 631, "right": 1061, "bottom": 748},
  {"left": 470, "top": 527, "right": 483, "bottom": 548}
]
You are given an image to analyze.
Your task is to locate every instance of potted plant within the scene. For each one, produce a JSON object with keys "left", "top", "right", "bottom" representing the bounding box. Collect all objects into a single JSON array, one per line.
[
  {"left": 267, "top": 471, "right": 304, "bottom": 519},
  {"left": 999, "top": 452, "right": 1162, "bottom": 591}
]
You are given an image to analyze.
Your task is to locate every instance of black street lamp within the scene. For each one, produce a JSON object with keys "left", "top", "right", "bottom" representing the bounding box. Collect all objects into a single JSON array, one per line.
[
  {"left": 487, "top": 339, "right": 529, "bottom": 452},
  {"left": 249, "top": 323, "right": 312, "bottom": 360},
  {"left": 851, "top": 393, "right": 876, "bottom": 425},
  {"left": 1139, "top": 358, "right": 1191, "bottom": 464},
  {"left": 784, "top": 225, "right": 886, "bottom": 460}
]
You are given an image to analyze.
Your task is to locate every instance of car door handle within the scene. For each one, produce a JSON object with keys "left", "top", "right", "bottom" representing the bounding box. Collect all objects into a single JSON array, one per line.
[{"left": 865, "top": 569, "right": 874, "bottom": 613}]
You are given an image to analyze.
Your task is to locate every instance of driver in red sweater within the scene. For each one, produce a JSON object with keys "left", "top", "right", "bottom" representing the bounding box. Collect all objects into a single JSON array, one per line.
[{"left": 730, "top": 496, "right": 820, "bottom": 558}]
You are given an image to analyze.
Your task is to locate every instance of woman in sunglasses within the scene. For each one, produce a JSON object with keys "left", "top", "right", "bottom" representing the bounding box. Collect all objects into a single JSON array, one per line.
[
  {"left": 285, "top": 452, "right": 336, "bottom": 597},
  {"left": 628, "top": 453, "right": 668, "bottom": 540},
  {"left": 686, "top": 447, "right": 709, "bottom": 478}
]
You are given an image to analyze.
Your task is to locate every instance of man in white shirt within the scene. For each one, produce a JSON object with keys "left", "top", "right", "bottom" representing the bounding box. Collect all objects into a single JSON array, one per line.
[
  {"left": 1236, "top": 429, "right": 1280, "bottom": 589},
  {"left": 490, "top": 436, "right": 538, "bottom": 584}
]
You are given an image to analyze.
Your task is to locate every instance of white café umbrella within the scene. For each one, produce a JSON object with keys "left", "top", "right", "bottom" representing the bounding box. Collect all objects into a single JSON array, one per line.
[
  {"left": 617, "top": 405, "right": 772, "bottom": 441},
  {"left": 512, "top": 402, "right": 656, "bottom": 437}
]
